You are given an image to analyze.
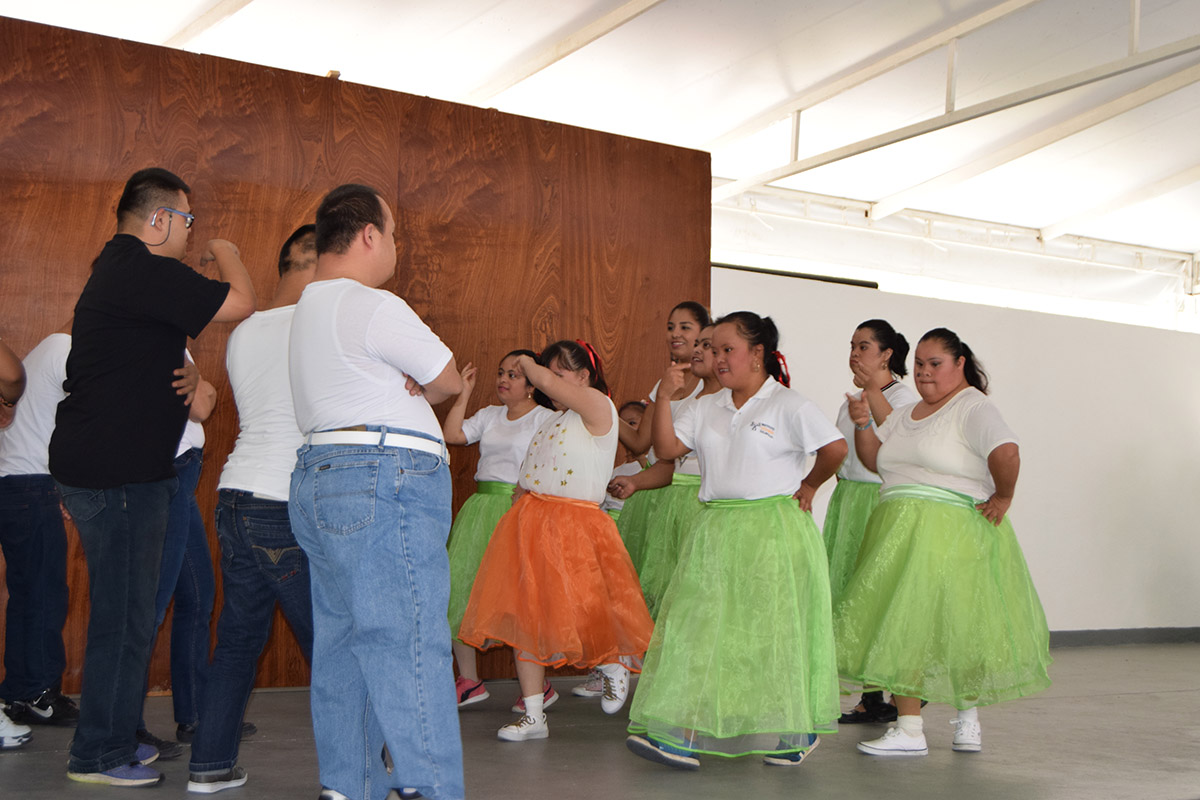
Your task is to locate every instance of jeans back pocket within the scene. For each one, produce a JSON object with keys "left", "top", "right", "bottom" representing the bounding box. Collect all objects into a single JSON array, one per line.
[{"left": 312, "top": 460, "right": 379, "bottom": 535}]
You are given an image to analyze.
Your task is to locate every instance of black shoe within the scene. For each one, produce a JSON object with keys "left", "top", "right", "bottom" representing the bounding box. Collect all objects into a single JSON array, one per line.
[
  {"left": 136, "top": 727, "right": 185, "bottom": 760},
  {"left": 176, "top": 721, "right": 257, "bottom": 743},
  {"left": 6, "top": 687, "right": 79, "bottom": 726},
  {"left": 188, "top": 765, "right": 248, "bottom": 794},
  {"left": 839, "top": 692, "right": 894, "bottom": 725}
]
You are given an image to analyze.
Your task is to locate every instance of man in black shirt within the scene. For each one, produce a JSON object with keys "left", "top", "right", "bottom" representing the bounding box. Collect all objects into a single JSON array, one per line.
[{"left": 50, "top": 168, "right": 256, "bottom": 787}]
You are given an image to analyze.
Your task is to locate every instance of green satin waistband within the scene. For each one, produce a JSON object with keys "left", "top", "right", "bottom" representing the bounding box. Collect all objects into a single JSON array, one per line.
[
  {"left": 704, "top": 494, "right": 793, "bottom": 509},
  {"left": 670, "top": 473, "right": 701, "bottom": 487},
  {"left": 476, "top": 481, "right": 516, "bottom": 496},
  {"left": 880, "top": 484, "right": 977, "bottom": 510}
]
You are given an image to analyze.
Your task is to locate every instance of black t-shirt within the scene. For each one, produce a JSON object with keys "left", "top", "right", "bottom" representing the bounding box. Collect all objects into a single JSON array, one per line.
[{"left": 49, "top": 234, "right": 230, "bottom": 488}]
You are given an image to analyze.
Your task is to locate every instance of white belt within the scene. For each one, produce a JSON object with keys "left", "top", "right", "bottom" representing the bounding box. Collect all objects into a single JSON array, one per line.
[{"left": 307, "top": 431, "right": 448, "bottom": 460}]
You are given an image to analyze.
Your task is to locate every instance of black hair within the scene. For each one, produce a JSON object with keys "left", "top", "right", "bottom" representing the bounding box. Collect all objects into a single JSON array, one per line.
[
  {"left": 919, "top": 327, "right": 989, "bottom": 394},
  {"left": 502, "top": 349, "right": 538, "bottom": 362},
  {"left": 116, "top": 167, "right": 190, "bottom": 226},
  {"left": 619, "top": 400, "right": 647, "bottom": 416},
  {"left": 671, "top": 301, "right": 711, "bottom": 328},
  {"left": 714, "top": 311, "right": 790, "bottom": 387},
  {"left": 856, "top": 319, "right": 910, "bottom": 377},
  {"left": 278, "top": 224, "right": 317, "bottom": 277},
  {"left": 533, "top": 340, "right": 610, "bottom": 408},
  {"left": 315, "top": 184, "right": 386, "bottom": 256}
]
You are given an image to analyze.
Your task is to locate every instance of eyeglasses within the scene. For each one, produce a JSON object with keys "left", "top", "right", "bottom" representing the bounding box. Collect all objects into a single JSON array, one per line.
[{"left": 150, "top": 207, "right": 195, "bottom": 229}]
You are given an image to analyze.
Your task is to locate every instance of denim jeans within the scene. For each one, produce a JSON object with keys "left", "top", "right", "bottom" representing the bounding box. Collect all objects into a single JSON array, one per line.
[
  {"left": 189, "top": 489, "right": 314, "bottom": 774},
  {"left": 145, "top": 447, "right": 215, "bottom": 728},
  {"left": 57, "top": 477, "right": 176, "bottom": 773},
  {"left": 0, "top": 474, "right": 69, "bottom": 701},
  {"left": 289, "top": 429, "right": 463, "bottom": 800}
]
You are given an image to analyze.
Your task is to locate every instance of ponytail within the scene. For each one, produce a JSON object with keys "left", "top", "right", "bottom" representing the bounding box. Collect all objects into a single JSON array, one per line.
[{"left": 856, "top": 319, "right": 910, "bottom": 377}]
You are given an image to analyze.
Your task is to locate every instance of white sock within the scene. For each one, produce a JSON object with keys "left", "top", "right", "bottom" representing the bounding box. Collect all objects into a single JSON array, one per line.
[
  {"left": 896, "top": 714, "right": 924, "bottom": 736},
  {"left": 523, "top": 693, "right": 544, "bottom": 719},
  {"left": 956, "top": 707, "right": 978, "bottom": 724}
]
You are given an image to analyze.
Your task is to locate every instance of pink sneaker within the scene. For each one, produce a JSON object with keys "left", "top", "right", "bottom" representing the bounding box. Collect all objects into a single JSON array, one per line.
[
  {"left": 455, "top": 676, "right": 489, "bottom": 707},
  {"left": 510, "top": 680, "right": 559, "bottom": 713}
]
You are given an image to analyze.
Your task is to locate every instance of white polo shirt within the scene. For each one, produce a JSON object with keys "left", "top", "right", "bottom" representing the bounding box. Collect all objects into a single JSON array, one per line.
[
  {"left": 647, "top": 377, "right": 703, "bottom": 467},
  {"left": 0, "top": 333, "right": 70, "bottom": 477},
  {"left": 289, "top": 279, "right": 452, "bottom": 439},
  {"left": 673, "top": 378, "right": 843, "bottom": 502},
  {"left": 462, "top": 403, "right": 554, "bottom": 484},
  {"left": 218, "top": 306, "right": 304, "bottom": 501},
  {"left": 835, "top": 380, "right": 919, "bottom": 483},
  {"left": 875, "top": 387, "right": 1018, "bottom": 501}
]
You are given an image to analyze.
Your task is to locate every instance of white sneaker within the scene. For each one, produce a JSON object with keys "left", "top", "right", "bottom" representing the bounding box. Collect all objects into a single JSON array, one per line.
[
  {"left": 572, "top": 669, "right": 605, "bottom": 698},
  {"left": 950, "top": 718, "right": 982, "bottom": 752},
  {"left": 857, "top": 726, "right": 928, "bottom": 757},
  {"left": 598, "top": 663, "right": 629, "bottom": 715},
  {"left": 497, "top": 713, "right": 549, "bottom": 742},
  {"left": 0, "top": 710, "right": 32, "bottom": 749}
]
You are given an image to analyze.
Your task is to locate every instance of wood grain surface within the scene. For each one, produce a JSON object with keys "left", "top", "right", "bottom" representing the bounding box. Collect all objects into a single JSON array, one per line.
[{"left": 0, "top": 16, "right": 709, "bottom": 692}]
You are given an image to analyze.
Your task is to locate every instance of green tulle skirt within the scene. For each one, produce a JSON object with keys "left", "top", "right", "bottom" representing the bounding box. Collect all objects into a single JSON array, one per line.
[
  {"left": 628, "top": 496, "right": 840, "bottom": 757},
  {"left": 833, "top": 485, "right": 1052, "bottom": 708},
  {"left": 616, "top": 485, "right": 662, "bottom": 572},
  {"left": 446, "top": 481, "right": 514, "bottom": 639},
  {"left": 637, "top": 474, "right": 703, "bottom": 620},
  {"left": 822, "top": 478, "right": 882, "bottom": 607}
]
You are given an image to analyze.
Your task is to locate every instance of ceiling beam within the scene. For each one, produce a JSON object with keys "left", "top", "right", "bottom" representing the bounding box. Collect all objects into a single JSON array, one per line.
[
  {"left": 464, "top": 0, "right": 667, "bottom": 105},
  {"left": 868, "top": 59, "right": 1200, "bottom": 220},
  {"left": 1039, "top": 162, "right": 1200, "bottom": 241},
  {"left": 712, "top": 33, "right": 1200, "bottom": 204},
  {"left": 704, "top": 0, "right": 1043, "bottom": 151},
  {"left": 163, "top": 0, "right": 256, "bottom": 48}
]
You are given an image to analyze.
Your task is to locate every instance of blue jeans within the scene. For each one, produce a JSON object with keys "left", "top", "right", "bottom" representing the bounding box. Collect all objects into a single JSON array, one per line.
[
  {"left": 190, "top": 489, "right": 314, "bottom": 773},
  {"left": 57, "top": 477, "right": 176, "bottom": 773},
  {"left": 146, "top": 447, "right": 216, "bottom": 728},
  {"left": 0, "top": 474, "right": 69, "bottom": 701},
  {"left": 289, "top": 429, "right": 463, "bottom": 800}
]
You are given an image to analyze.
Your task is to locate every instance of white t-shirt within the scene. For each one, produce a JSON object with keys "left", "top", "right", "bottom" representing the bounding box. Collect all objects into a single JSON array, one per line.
[
  {"left": 673, "top": 378, "right": 843, "bottom": 502},
  {"left": 218, "top": 307, "right": 305, "bottom": 501},
  {"left": 175, "top": 348, "right": 205, "bottom": 457},
  {"left": 289, "top": 279, "right": 453, "bottom": 438},
  {"left": 519, "top": 401, "right": 619, "bottom": 504},
  {"left": 875, "top": 387, "right": 1018, "bottom": 501},
  {"left": 461, "top": 403, "right": 555, "bottom": 483},
  {"left": 836, "top": 380, "right": 919, "bottom": 483},
  {"left": 0, "top": 333, "right": 70, "bottom": 476},
  {"left": 601, "top": 460, "right": 644, "bottom": 513}
]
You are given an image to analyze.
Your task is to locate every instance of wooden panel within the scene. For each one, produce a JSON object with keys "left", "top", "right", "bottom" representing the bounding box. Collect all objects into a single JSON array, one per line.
[{"left": 0, "top": 16, "right": 709, "bottom": 691}]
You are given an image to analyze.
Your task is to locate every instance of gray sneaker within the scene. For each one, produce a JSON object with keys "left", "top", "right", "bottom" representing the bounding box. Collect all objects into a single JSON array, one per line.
[{"left": 188, "top": 765, "right": 248, "bottom": 794}]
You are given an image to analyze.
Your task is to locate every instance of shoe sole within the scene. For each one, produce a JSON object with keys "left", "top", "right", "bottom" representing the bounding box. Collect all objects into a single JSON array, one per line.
[
  {"left": 571, "top": 687, "right": 603, "bottom": 698},
  {"left": 0, "top": 732, "right": 32, "bottom": 749},
  {"left": 188, "top": 775, "right": 249, "bottom": 793},
  {"left": 68, "top": 771, "right": 164, "bottom": 787},
  {"left": 762, "top": 736, "right": 820, "bottom": 766},
  {"left": 625, "top": 735, "right": 699, "bottom": 770},
  {"left": 457, "top": 691, "right": 489, "bottom": 708},
  {"left": 952, "top": 743, "right": 982, "bottom": 753},
  {"left": 600, "top": 693, "right": 628, "bottom": 715},
  {"left": 496, "top": 727, "right": 549, "bottom": 742},
  {"left": 856, "top": 742, "right": 928, "bottom": 757}
]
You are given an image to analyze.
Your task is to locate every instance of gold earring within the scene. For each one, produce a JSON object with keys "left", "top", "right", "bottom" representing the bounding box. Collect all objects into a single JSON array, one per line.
[{"left": 752, "top": 362, "right": 760, "bottom": 372}]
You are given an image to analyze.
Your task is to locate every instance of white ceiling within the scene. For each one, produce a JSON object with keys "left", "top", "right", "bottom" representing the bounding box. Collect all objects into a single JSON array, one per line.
[{"left": 4, "top": 0, "right": 1199, "bottom": 257}]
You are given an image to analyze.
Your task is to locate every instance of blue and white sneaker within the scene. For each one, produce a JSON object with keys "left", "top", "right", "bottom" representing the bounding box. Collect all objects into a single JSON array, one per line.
[
  {"left": 763, "top": 734, "right": 820, "bottom": 766},
  {"left": 68, "top": 763, "right": 164, "bottom": 787},
  {"left": 625, "top": 734, "right": 700, "bottom": 770},
  {"left": 0, "top": 710, "right": 32, "bottom": 749}
]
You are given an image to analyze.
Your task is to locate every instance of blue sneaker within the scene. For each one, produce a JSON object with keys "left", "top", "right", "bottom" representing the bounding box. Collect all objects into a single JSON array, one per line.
[
  {"left": 763, "top": 734, "right": 820, "bottom": 766},
  {"left": 68, "top": 763, "right": 164, "bottom": 787},
  {"left": 625, "top": 734, "right": 700, "bottom": 770},
  {"left": 136, "top": 742, "right": 160, "bottom": 765}
]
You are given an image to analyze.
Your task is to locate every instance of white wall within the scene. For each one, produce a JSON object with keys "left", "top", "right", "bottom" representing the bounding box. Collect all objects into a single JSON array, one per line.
[{"left": 713, "top": 266, "right": 1200, "bottom": 632}]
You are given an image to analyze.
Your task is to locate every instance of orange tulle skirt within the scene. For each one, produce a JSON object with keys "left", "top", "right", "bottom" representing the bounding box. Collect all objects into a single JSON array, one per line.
[{"left": 458, "top": 491, "right": 653, "bottom": 669}]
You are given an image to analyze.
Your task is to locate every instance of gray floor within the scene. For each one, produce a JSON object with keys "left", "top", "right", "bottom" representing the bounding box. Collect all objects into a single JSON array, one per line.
[{"left": 2, "top": 643, "right": 1197, "bottom": 799}]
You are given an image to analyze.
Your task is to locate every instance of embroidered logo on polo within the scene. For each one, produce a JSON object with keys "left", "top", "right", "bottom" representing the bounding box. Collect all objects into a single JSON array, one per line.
[{"left": 749, "top": 421, "right": 776, "bottom": 438}]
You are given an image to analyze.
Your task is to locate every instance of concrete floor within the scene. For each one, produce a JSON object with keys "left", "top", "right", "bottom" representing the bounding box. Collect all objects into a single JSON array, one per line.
[{"left": 1, "top": 643, "right": 1197, "bottom": 800}]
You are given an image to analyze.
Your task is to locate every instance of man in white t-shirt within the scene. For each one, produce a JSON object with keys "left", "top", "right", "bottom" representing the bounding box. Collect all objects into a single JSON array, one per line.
[
  {"left": 0, "top": 325, "right": 75, "bottom": 747},
  {"left": 287, "top": 185, "right": 463, "bottom": 800},
  {"left": 186, "top": 224, "right": 319, "bottom": 794}
]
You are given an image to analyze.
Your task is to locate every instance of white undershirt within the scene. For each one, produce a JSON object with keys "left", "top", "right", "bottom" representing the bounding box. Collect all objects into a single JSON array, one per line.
[
  {"left": 176, "top": 348, "right": 205, "bottom": 456},
  {"left": 289, "top": 279, "right": 452, "bottom": 439},
  {"left": 218, "top": 307, "right": 305, "bottom": 501},
  {"left": 673, "top": 379, "right": 843, "bottom": 502}
]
